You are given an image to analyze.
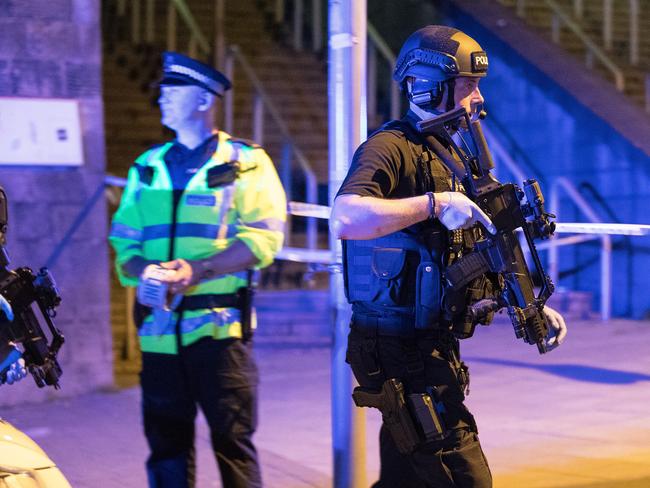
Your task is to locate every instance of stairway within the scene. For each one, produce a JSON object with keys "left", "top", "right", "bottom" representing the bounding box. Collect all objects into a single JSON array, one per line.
[
  {"left": 497, "top": 0, "right": 650, "bottom": 107},
  {"left": 102, "top": 0, "right": 329, "bottom": 181},
  {"left": 102, "top": 0, "right": 332, "bottom": 374}
]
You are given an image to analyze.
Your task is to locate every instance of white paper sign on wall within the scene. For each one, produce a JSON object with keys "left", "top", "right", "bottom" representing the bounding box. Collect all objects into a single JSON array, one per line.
[{"left": 0, "top": 97, "right": 84, "bottom": 166}]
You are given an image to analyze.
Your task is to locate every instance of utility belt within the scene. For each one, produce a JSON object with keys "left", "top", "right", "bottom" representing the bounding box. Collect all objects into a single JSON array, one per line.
[
  {"left": 351, "top": 312, "right": 455, "bottom": 341},
  {"left": 134, "top": 287, "right": 255, "bottom": 342}
]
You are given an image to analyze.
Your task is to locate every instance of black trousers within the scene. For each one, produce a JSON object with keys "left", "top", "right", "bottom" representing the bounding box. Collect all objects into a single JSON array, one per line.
[
  {"left": 346, "top": 327, "right": 493, "bottom": 488},
  {"left": 141, "top": 337, "right": 261, "bottom": 488}
]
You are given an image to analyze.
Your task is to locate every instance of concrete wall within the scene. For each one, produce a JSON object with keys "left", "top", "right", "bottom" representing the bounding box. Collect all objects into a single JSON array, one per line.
[{"left": 0, "top": 0, "right": 112, "bottom": 405}]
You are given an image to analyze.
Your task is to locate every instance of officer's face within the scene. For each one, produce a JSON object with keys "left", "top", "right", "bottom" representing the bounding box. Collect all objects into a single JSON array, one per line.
[
  {"left": 453, "top": 77, "right": 484, "bottom": 118},
  {"left": 158, "top": 85, "right": 209, "bottom": 130}
]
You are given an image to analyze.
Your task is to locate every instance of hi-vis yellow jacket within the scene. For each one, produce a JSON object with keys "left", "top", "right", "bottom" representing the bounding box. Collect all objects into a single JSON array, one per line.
[{"left": 109, "top": 131, "right": 286, "bottom": 354}]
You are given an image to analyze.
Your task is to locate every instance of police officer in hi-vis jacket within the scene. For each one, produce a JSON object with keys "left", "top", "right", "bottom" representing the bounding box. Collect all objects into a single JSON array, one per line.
[{"left": 110, "top": 52, "right": 286, "bottom": 488}]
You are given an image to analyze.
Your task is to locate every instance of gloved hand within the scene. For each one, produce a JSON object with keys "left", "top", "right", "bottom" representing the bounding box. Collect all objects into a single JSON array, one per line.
[
  {"left": 436, "top": 191, "right": 497, "bottom": 234},
  {"left": 3, "top": 356, "right": 27, "bottom": 385},
  {"left": 543, "top": 305, "right": 567, "bottom": 351}
]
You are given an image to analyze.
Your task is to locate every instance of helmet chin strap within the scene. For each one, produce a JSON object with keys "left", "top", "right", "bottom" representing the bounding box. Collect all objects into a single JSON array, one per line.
[{"left": 409, "top": 78, "right": 456, "bottom": 114}]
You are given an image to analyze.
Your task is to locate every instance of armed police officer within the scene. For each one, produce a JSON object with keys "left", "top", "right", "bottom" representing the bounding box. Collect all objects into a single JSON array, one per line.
[
  {"left": 331, "top": 26, "right": 567, "bottom": 487},
  {"left": 109, "top": 52, "right": 286, "bottom": 488}
]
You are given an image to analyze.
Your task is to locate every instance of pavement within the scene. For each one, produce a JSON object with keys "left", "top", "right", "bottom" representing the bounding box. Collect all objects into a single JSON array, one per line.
[{"left": 2, "top": 316, "right": 650, "bottom": 488}]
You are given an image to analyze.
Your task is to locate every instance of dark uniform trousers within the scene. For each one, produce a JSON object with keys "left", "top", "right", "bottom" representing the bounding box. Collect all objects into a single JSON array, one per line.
[
  {"left": 141, "top": 337, "right": 261, "bottom": 488},
  {"left": 346, "top": 326, "right": 493, "bottom": 488}
]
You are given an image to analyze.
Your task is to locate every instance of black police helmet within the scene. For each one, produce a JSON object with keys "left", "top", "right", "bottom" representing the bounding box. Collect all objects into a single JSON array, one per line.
[{"left": 393, "top": 25, "right": 488, "bottom": 83}]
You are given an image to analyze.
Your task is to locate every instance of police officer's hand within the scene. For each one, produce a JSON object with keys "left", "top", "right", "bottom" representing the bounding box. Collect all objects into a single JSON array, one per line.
[
  {"left": 159, "top": 259, "right": 195, "bottom": 294},
  {"left": 436, "top": 192, "right": 497, "bottom": 234},
  {"left": 543, "top": 305, "right": 567, "bottom": 351}
]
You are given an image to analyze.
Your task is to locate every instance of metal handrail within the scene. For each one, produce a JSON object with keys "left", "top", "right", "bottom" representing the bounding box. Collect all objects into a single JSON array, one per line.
[
  {"left": 110, "top": 0, "right": 319, "bottom": 251},
  {"left": 267, "top": 1, "right": 400, "bottom": 122},
  {"left": 169, "top": 0, "right": 211, "bottom": 55},
  {"left": 367, "top": 22, "right": 400, "bottom": 121},
  {"left": 507, "top": 0, "right": 625, "bottom": 91},
  {"left": 549, "top": 177, "right": 612, "bottom": 321},
  {"left": 482, "top": 119, "right": 615, "bottom": 320},
  {"left": 546, "top": 0, "right": 624, "bottom": 90},
  {"left": 223, "top": 45, "right": 319, "bottom": 251}
]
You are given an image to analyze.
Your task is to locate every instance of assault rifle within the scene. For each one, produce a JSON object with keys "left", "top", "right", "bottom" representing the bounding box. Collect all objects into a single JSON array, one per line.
[
  {"left": 0, "top": 187, "right": 64, "bottom": 387},
  {"left": 417, "top": 107, "right": 556, "bottom": 354}
]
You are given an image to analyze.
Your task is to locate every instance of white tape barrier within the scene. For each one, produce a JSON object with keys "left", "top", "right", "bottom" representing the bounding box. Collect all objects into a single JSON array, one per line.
[
  {"left": 276, "top": 246, "right": 335, "bottom": 265},
  {"left": 555, "top": 222, "right": 650, "bottom": 236},
  {"left": 104, "top": 177, "right": 648, "bottom": 265}
]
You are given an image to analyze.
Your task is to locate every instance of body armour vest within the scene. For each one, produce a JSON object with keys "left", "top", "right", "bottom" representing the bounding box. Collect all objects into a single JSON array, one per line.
[{"left": 342, "top": 118, "right": 456, "bottom": 333}]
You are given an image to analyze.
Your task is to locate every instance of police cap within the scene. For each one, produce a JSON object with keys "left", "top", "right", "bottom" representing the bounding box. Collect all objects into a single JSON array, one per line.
[{"left": 158, "top": 51, "right": 232, "bottom": 96}]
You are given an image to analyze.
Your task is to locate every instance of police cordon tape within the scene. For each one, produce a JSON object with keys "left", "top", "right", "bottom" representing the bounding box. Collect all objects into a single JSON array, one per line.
[{"left": 105, "top": 175, "right": 649, "bottom": 265}]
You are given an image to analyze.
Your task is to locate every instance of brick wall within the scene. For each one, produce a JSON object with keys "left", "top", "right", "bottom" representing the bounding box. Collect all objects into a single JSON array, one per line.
[{"left": 0, "top": 0, "right": 112, "bottom": 405}]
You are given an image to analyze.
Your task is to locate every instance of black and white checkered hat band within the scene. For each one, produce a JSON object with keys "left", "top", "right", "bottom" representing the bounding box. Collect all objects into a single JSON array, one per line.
[{"left": 167, "top": 64, "right": 224, "bottom": 95}]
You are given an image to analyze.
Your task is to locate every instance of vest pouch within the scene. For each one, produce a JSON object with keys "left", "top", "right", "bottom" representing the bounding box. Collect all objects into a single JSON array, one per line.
[
  {"left": 370, "top": 248, "right": 408, "bottom": 307},
  {"left": 415, "top": 261, "right": 442, "bottom": 329}
]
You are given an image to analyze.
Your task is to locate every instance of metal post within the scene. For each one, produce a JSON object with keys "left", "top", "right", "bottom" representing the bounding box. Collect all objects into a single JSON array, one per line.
[
  {"left": 281, "top": 142, "right": 293, "bottom": 246},
  {"left": 189, "top": 36, "right": 198, "bottom": 59},
  {"left": 329, "top": 0, "right": 367, "bottom": 486},
  {"left": 646, "top": 73, "right": 650, "bottom": 114},
  {"left": 551, "top": 14, "right": 560, "bottom": 44},
  {"left": 601, "top": 236, "right": 612, "bottom": 320},
  {"left": 306, "top": 179, "right": 318, "bottom": 251},
  {"left": 132, "top": 0, "right": 141, "bottom": 45},
  {"left": 145, "top": 0, "right": 155, "bottom": 43},
  {"left": 629, "top": 0, "right": 639, "bottom": 65},
  {"left": 215, "top": 0, "right": 226, "bottom": 70},
  {"left": 312, "top": 0, "right": 323, "bottom": 51},
  {"left": 585, "top": 49, "right": 594, "bottom": 69},
  {"left": 253, "top": 94, "right": 264, "bottom": 144},
  {"left": 294, "top": 0, "right": 304, "bottom": 51},
  {"left": 367, "top": 43, "right": 377, "bottom": 128},
  {"left": 603, "top": 0, "right": 613, "bottom": 50},
  {"left": 224, "top": 52, "right": 234, "bottom": 133},
  {"left": 516, "top": 0, "right": 525, "bottom": 17},
  {"left": 549, "top": 184, "right": 560, "bottom": 286},
  {"left": 275, "top": 0, "right": 285, "bottom": 23},
  {"left": 390, "top": 80, "right": 400, "bottom": 121},
  {"left": 573, "top": 0, "right": 583, "bottom": 19},
  {"left": 124, "top": 288, "right": 139, "bottom": 360},
  {"left": 167, "top": 2, "right": 177, "bottom": 52}
]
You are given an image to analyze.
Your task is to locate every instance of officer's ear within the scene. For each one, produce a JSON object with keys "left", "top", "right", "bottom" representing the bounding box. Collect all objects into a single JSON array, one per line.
[{"left": 197, "top": 90, "right": 216, "bottom": 112}]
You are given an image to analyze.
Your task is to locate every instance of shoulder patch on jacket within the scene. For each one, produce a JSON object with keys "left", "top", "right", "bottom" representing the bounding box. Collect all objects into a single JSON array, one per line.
[{"left": 227, "top": 137, "right": 261, "bottom": 149}]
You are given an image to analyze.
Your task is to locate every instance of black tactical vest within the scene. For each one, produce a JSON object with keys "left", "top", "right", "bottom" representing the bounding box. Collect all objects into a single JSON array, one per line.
[{"left": 342, "top": 119, "right": 456, "bottom": 333}]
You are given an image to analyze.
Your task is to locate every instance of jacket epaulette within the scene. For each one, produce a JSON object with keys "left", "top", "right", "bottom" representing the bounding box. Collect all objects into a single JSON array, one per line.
[{"left": 227, "top": 137, "right": 261, "bottom": 149}]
